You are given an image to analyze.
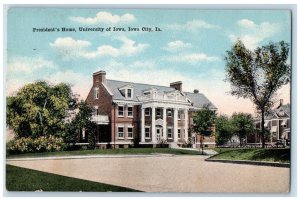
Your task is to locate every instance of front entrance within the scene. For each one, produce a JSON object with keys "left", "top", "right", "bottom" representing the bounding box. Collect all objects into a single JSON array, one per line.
[{"left": 156, "top": 127, "right": 162, "bottom": 142}]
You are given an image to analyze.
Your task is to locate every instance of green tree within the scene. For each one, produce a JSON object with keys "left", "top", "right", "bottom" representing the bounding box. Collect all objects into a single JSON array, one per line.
[
  {"left": 215, "top": 115, "right": 234, "bottom": 146},
  {"left": 63, "top": 101, "right": 96, "bottom": 149},
  {"left": 6, "top": 81, "right": 77, "bottom": 138},
  {"left": 224, "top": 40, "right": 290, "bottom": 148},
  {"left": 192, "top": 105, "right": 216, "bottom": 154},
  {"left": 231, "top": 113, "right": 255, "bottom": 147}
]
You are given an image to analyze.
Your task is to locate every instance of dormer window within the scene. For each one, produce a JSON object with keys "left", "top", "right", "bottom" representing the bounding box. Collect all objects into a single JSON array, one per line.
[
  {"left": 94, "top": 87, "right": 99, "bottom": 99},
  {"left": 127, "top": 88, "right": 132, "bottom": 99},
  {"left": 119, "top": 85, "right": 133, "bottom": 99}
]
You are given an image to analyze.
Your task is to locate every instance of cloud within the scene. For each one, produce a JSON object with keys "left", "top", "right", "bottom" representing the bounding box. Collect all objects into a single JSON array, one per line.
[
  {"left": 165, "top": 53, "right": 219, "bottom": 64},
  {"left": 237, "top": 19, "right": 256, "bottom": 28},
  {"left": 50, "top": 37, "right": 148, "bottom": 59},
  {"left": 229, "top": 19, "right": 281, "bottom": 50},
  {"left": 7, "top": 56, "right": 57, "bottom": 73},
  {"left": 69, "top": 11, "right": 135, "bottom": 25},
  {"left": 107, "top": 60, "right": 155, "bottom": 70},
  {"left": 167, "top": 20, "right": 219, "bottom": 32},
  {"left": 162, "top": 40, "right": 192, "bottom": 52},
  {"left": 118, "top": 36, "right": 149, "bottom": 56}
]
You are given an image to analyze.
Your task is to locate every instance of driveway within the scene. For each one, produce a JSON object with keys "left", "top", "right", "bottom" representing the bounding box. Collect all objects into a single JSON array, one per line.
[{"left": 6, "top": 155, "right": 290, "bottom": 193}]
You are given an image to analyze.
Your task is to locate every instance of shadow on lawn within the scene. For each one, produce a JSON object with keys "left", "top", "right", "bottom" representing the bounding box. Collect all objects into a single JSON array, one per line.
[{"left": 249, "top": 149, "right": 290, "bottom": 162}]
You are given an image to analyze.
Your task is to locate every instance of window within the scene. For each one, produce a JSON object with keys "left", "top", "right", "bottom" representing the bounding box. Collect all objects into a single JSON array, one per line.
[
  {"left": 156, "top": 108, "right": 161, "bottom": 116},
  {"left": 127, "top": 89, "right": 132, "bottom": 99},
  {"left": 92, "top": 107, "right": 98, "bottom": 115},
  {"left": 94, "top": 87, "right": 99, "bottom": 99},
  {"left": 127, "top": 106, "right": 133, "bottom": 117},
  {"left": 118, "top": 127, "right": 124, "bottom": 139},
  {"left": 145, "top": 127, "right": 151, "bottom": 139},
  {"left": 145, "top": 108, "right": 150, "bottom": 116},
  {"left": 118, "top": 106, "right": 124, "bottom": 117},
  {"left": 168, "top": 128, "right": 173, "bottom": 139},
  {"left": 127, "top": 127, "right": 133, "bottom": 139},
  {"left": 167, "top": 109, "right": 172, "bottom": 117},
  {"left": 82, "top": 128, "right": 86, "bottom": 140},
  {"left": 178, "top": 129, "right": 181, "bottom": 138}
]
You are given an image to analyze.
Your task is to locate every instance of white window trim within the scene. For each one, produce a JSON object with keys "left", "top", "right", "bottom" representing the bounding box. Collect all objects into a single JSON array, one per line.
[
  {"left": 156, "top": 108, "right": 161, "bottom": 117},
  {"left": 82, "top": 128, "right": 86, "bottom": 140},
  {"left": 94, "top": 87, "right": 99, "bottom": 100},
  {"left": 167, "top": 127, "right": 173, "bottom": 139},
  {"left": 167, "top": 109, "right": 172, "bottom": 117},
  {"left": 127, "top": 106, "right": 133, "bottom": 118},
  {"left": 145, "top": 108, "right": 150, "bottom": 116},
  {"left": 127, "top": 126, "right": 134, "bottom": 139},
  {"left": 145, "top": 126, "right": 151, "bottom": 139},
  {"left": 126, "top": 88, "right": 133, "bottom": 99},
  {"left": 92, "top": 106, "right": 98, "bottom": 116},
  {"left": 117, "top": 126, "right": 124, "bottom": 139},
  {"left": 118, "top": 105, "right": 124, "bottom": 117}
]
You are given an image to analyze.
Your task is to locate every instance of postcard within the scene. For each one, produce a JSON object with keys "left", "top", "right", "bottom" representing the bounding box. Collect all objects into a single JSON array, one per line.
[{"left": 5, "top": 7, "right": 292, "bottom": 193}]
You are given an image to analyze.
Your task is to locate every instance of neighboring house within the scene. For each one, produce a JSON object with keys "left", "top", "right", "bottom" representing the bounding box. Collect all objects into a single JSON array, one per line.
[
  {"left": 84, "top": 70, "right": 217, "bottom": 149},
  {"left": 247, "top": 100, "right": 291, "bottom": 146}
]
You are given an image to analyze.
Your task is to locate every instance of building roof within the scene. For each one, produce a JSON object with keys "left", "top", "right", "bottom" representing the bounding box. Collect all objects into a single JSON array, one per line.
[
  {"left": 105, "top": 79, "right": 216, "bottom": 109},
  {"left": 265, "top": 103, "right": 291, "bottom": 120}
]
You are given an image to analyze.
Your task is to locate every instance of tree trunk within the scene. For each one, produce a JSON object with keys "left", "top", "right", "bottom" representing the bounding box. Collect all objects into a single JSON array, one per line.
[
  {"left": 200, "top": 135, "right": 204, "bottom": 155},
  {"left": 239, "top": 135, "right": 242, "bottom": 147},
  {"left": 261, "top": 109, "right": 265, "bottom": 148}
]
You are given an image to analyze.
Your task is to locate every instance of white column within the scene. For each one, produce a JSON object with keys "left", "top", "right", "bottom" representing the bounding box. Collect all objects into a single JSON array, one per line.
[
  {"left": 141, "top": 107, "right": 145, "bottom": 142},
  {"left": 163, "top": 107, "right": 167, "bottom": 141},
  {"left": 184, "top": 109, "right": 189, "bottom": 143},
  {"left": 173, "top": 108, "right": 178, "bottom": 143},
  {"left": 151, "top": 106, "right": 156, "bottom": 143}
]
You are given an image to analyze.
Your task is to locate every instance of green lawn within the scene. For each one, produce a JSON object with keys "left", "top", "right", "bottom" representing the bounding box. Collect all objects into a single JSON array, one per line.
[
  {"left": 7, "top": 148, "right": 202, "bottom": 159},
  {"left": 6, "top": 165, "right": 140, "bottom": 192},
  {"left": 210, "top": 148, "right": 290, "bottom": 163}
]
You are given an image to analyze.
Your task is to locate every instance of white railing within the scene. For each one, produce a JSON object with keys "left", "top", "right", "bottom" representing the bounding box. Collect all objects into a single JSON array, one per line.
[
  {"left": 91, "top": 115, "right": 109, "bottom": 124},
  {"left": 138, "top": 93, "right": 187, "bottom": 103}
]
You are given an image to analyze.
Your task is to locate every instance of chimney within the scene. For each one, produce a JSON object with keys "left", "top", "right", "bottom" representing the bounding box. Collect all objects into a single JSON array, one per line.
[
  {"left": 93, "top": 70, "right": 106, "bottom": 85},
  {"left": 280, "top": 99, "right": 283, "bottom": 106},
  {"left": 170, "top": 81, "right": 182, "bottom": 91},
  {"left": 193, "top": 89, "right": 199, "bottom": 94},
  {"left": 277, "top": 99, "right": 284, "bottom": 109}
]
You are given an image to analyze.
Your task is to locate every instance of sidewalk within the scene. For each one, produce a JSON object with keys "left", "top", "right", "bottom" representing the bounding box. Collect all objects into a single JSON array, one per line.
[
  {"left": 7, "top": 153, "right": 207, "bottom": 161},
  {"left": 172, "top": 147, "right": 218, "bottom": 155},
  {"left": 205, "top": 158, "right": 290, "bottom": 168}
]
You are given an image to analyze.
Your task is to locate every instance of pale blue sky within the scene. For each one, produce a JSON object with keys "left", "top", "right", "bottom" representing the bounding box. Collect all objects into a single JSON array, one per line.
[{"left": 6, "top": 8, "right": 291, "bottom": 115}]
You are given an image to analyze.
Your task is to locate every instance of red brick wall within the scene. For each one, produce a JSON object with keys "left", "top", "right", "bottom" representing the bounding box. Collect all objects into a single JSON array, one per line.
[
  {"left": 86, "top": 79, "right": 113, "bottom": 144},
  {"left": 86, "top": 83, "right": 112, "bottom": 117},
  {"left": 112, "top": 105, "right": 140, "bottom": 143}
]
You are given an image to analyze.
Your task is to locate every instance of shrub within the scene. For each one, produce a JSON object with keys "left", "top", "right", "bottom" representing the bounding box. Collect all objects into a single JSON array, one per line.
[{"left": 7, "top": 135, "right": 66, "bottom": 154}]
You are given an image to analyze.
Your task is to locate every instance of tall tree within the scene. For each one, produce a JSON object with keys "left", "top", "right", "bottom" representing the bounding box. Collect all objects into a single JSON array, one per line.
[
  {"left": 193, "top": 105, "right": 216, "bottom": 154},
  {"left": 224, "top": 40, "right": 290, "bottom": 148},
  {"left": 63, "top": 101, "right": 97, "bottom": 149},
  {"left": 230, "top": 113, "right": 255, "bottom": 147},
  {"left": 6, "top": 81, "right": 77, "bottom": 138},
  {"left": 215, "top": 115, "right": 234, "bottom": 146}
]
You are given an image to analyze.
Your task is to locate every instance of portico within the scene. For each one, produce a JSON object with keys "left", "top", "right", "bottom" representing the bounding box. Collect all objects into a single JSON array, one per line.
[{"left": 140, "top": 104, "right": 189, "bottom": 145}]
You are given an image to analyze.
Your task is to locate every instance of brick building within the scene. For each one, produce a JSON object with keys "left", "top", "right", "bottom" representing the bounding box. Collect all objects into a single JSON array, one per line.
[
  {"left": 247, "top": 100, "right": 291, "bottom": 146},
  {"left": 85, "top": 70, "right": 217, "bottom": 149}
]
